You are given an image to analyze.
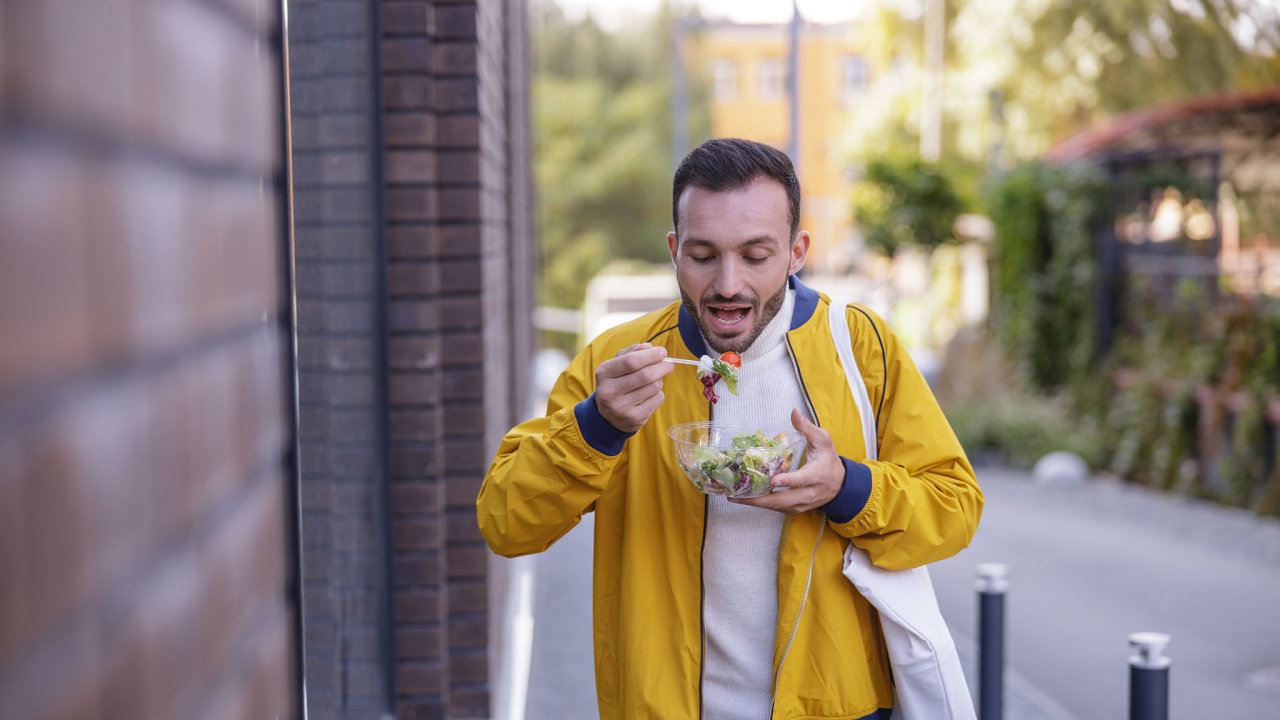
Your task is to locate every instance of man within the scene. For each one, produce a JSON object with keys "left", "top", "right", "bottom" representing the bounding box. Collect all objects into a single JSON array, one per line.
[{"left": 478, "top": 138, "right": 982, "bottom": 719}]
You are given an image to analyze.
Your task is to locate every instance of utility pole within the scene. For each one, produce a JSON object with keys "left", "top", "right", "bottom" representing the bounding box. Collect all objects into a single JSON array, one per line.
[
  {"left": 921, "top": 0, "right": 944, "bottom": 162},
  {"left": 671, "top": 16, "right": 689, "bottom": 171},
  {"left": 788, "top": 0, "right": 801, "bottom": 171}
]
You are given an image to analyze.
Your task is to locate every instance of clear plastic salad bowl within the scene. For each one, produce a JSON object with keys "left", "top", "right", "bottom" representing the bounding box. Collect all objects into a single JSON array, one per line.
[{"left": 667, "top": 421, "right": 807, "bottom": 498}]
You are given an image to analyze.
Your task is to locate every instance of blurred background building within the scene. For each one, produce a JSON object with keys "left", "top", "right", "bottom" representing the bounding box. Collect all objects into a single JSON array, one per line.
[{"left": 690, "top": 19, "right": 877, "bottom": 275}]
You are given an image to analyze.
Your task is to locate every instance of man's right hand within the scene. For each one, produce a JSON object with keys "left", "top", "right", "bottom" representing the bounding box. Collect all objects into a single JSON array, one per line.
[{"left": 593, "top": 343, "right": 674, "bottom": 434}]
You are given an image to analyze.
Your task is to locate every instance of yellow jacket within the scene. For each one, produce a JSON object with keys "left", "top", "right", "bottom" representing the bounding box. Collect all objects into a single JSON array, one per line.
[{"left": 478, "top": 278, "right": 982, "bottom": 719}]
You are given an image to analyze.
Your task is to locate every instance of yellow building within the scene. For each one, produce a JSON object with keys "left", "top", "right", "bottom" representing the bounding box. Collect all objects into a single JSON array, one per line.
[{"left": 691, "top": 21, "right": 874, "bottom": 274}]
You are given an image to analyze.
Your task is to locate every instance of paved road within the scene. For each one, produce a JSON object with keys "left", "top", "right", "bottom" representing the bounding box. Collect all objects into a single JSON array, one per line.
[{"left": 520, "top": 466, "right": 1280, "bottom": 719}]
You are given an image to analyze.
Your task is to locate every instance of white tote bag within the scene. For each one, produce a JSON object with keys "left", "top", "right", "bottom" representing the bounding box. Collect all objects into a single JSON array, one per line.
[{"left": 828, "top": 301, "right": 976, "bottom": 720}]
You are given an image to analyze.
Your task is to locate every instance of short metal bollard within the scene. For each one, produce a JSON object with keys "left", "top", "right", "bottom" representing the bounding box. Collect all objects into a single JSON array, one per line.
[
  {"left": 1128, "top": 632, "right": 1172, "bottom": 720},
  {"left": 976, "top": 563, "right": 1009, "bottom": 720}
]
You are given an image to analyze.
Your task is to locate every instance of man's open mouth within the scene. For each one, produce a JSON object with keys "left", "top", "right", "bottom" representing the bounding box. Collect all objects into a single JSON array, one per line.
[{"left": 707, "top": 305, "right": 750, "bottom": 332}]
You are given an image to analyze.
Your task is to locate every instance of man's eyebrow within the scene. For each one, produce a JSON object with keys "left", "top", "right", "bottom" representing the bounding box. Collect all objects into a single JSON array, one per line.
[{"left": 680, "top": 236, "right": 778, "bottom": 250}]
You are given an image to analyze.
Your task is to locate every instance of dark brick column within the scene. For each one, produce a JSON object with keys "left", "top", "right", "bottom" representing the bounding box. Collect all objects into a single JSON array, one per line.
[{"left": 380, "top": 1, "right": 533, "bottom": 717}]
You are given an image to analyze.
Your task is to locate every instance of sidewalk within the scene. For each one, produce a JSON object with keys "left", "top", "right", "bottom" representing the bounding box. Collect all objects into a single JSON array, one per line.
[{"left": 510, "top": 465, "right": 1280, "bottom": 719}]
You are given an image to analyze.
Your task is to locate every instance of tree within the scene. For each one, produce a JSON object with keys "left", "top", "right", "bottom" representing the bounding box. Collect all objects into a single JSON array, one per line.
[{"left": 531, "top": 0, "right": 709, "bottom": 310}]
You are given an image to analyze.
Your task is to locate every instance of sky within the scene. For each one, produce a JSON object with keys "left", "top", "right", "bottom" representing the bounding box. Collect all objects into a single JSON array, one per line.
[{"left": 552, "top": 0, "right": 872, "bottom": 31}]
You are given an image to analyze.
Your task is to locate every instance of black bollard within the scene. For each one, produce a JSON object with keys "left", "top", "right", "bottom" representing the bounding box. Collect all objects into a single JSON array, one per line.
[
  {"left": 1128, "top": 632, "right": 1171, "bottom": 720},
  {"left": 976, "top": 563, "right": 1008, "bottom": 720}
]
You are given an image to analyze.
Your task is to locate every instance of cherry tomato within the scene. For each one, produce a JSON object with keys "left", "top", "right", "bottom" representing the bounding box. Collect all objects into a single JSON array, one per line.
[{"left": 720, "top": 351, "right": 741, "bottom": 368}]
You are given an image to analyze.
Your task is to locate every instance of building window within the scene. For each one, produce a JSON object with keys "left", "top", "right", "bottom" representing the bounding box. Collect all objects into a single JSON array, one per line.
[
  {"left": 713, "top": 58, "right": 738, "bottom": 102},
  {"left": 759, "top": 57, "right": 786, "bottom": 101},
  {"left": 841, "top": 54, "right": 869, "bottom": 102}
]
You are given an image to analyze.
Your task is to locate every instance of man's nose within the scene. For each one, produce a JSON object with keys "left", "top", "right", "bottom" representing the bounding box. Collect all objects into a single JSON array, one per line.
[{"left": 712, "top": 261, "right": 745, "bottom": 298}]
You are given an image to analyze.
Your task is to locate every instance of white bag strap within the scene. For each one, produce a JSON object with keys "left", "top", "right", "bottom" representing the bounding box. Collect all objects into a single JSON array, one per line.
[{"left": 827, "top": 299, "right": 878, "bottom": 461}]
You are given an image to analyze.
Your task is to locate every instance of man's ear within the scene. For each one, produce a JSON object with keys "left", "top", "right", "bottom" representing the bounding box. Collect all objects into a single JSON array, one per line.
[
  {"left": 789, "top": 231, "right": 811, "bottom": 275},
  {"left": 667, "top": 231, "right": 679, "bottom": 266}
]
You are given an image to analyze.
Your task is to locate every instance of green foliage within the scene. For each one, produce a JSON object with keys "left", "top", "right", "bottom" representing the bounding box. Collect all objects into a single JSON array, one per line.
[
  {"left": 985, "top": 161, "right": 1107, "bottom": 391},
  {"left": 850, "top": 158, "right": 964, "bottom": 257},
  {"left": 531, "top": 1, "right": 709, "bottom": 311},
  {"left": 946, "top": 392, "right": 1106, "bottom": 471}
]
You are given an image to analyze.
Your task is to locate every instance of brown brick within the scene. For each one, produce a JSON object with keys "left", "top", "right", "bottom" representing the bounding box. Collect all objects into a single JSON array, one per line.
[
  {"left": 439, "top": 299, "right": 482, "bottom": 330},
  {"left": 433, "top": 78, "right": 478, "bottom": 112},
  {"left": 395, "top": 626, "right": 444, "bottom": 659},
  {"left": 394, "top": 590, "right": 443, "bottom": 623},
  {"left": 450, "top": 430, "right": 488, "bottom": 471},
  {"left": 392, "top": 481, "right": 444, "bottom": 515},
  {"left": 436, "top": 116, "right": 479, "bottom": 148},
  {"left": 243, "top": 604, "right": 293, "bottom": 720},
  {"left": 383, "top": 75, "right": 433, "bottom": 110},
  {"left": 6, "top": 0, "right": 135, "bottom": 138},
  {"left": 391, "top": 409, "right": 440, "bottom": 442},
  {"left": 390, "top": 373, "right": 443, "bottom": 407},
  {"left": 396, "top": 660, "right": 445, "bottom": 695},
  {"left": 388, "top": 261, "right": 441, "bottom": 297},
  {"left": 393, "top": 553, "right": 443, "bottom": 588},
  {"left": 382, "top": 37, "right": 431, "bottom": 72},
  {"left": 445, "top": 546, "right": 489, "bottom": 580},
  {"left": 438, "top": 260, "right": 482, "bottom": 294},
  {"left": 438, "top": 151, "right": 481, "bottom": 184},
  {"left": 446, "top": 687, "right": 490, "bottom": 718},
  {"left": 388, "top": 187, "right": 438, "bottom": 222},
  {"left": 0, "top": 618, "right": 106, "bottom": 720},
  {"left": 439, "top": 332, "right": 483, "bottom": 364},
  {"left": 386, "top": 150, "right": 437, "bottom": 184},
  {"left": 447, "top": 615, "right": 488, "bottom": 650},
  {"left": 447, "top": 580, "right": 489, "bottom": 615},
  {"left": 432, "top": 42, "right": 477, "bottom": 75},
  {"left": 0, "top": 435, "right": 27, "bottom": 675},
  {"left": 383, "top": 3, "right": 429, "bottom": 36},
  {"left": 389, "top": 300, "right": 441, "bottom": 333},
  {"left": 388, "top": 225, "right": 442, "bottom": 260},
  {"left": 393, "top": 518, "right": 444, "bottom": 551},
  {"left": 385, "top": 112, "right": 436, "bottom": 148},
  {"left": 391, "top": 445, "right": 441, "bottom": 478},
  {"left": 443, "top": 369, "right": 484, "bottom": 402},
  {"left": 0, "top": 142, "right": 94, "bottom": 397},
  {"left": 389, "top": 336, "right": 442, "bottom": 371},
  {"left": 398, "top": 697, "right": 447, "bottom": 720},
  {"left": 446, "top": 508, "right": 484, "bottom": 544},
  {"left": 441, "top": 404, "right": 483, "bottom": 437},
  {"left": 446, "top": 647, "right": 487, "bottom": 682},
  {"left": 432, "top": 5, "right": 477, "bottom": 40},
  {"left": 445, "top": 473, "right": 484, "bottom": 508}
]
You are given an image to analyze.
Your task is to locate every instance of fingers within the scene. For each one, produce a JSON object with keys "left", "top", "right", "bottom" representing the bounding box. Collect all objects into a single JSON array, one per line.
[
  {"left": 594, "top": 343, "right": 674, "bottom": 433},
  {"left": 731, "top": 486, "right": 827, "bottom": 515}
]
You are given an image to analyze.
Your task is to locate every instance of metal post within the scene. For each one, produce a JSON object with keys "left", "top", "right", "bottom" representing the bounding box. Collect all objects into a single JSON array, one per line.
[
  {"left": 1129, "top": 632, "right": 1171, "bottom": 720},
  {"left": 976, "top": 563, "right": 1008, "bottom": 720}
]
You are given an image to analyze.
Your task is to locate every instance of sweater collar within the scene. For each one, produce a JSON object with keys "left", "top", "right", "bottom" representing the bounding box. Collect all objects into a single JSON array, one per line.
[{"left": 676, "top": 274, "right": 819, "bottom": 358}]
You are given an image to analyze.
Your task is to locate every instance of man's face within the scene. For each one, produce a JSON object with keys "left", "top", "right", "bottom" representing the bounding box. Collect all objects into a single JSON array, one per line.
[{"left": 668, "top": 177, "right": 810, "bottom": 354}]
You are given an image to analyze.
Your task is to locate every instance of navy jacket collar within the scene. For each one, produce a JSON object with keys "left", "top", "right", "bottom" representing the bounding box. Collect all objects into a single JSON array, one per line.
[{"left": 676, "top": 275, "right": 820, "bottom": 358}]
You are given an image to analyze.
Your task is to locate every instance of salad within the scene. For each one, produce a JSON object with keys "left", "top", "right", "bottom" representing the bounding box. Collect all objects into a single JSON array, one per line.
[
  {"left": 696, "top": 351, "right": 740, "bottom": 404},
  {"left": 677, "top": 429, "right": 797, "bottom": 497}
]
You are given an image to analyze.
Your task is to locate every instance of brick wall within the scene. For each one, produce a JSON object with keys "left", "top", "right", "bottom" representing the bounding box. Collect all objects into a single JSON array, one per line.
[
  {"left": 0, "top": 0, "right": 296, "bottom": 719},
  {"left": 288, "top": 0, "right": 397, "bottom": 716},
  {"left": 381, "top": 1, "right": 533, "bottom": 716},
  {"left": 288, "top": 0, "right": 533, "bottom": 717}
]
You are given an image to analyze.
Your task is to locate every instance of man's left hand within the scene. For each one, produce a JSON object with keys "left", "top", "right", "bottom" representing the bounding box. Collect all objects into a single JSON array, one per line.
[{"left": 731, "top": 408, "right": 845, "bottom": 515}]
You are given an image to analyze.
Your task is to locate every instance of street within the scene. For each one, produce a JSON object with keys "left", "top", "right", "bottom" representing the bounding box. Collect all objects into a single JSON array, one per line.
[{"left": 520, "top": 466, "right": 1280, "bottom": 719}]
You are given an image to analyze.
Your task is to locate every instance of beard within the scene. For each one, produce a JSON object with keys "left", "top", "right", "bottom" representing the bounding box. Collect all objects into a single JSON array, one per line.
[{"left": 679, "top": 278, "right": 788, "bottom": 355}]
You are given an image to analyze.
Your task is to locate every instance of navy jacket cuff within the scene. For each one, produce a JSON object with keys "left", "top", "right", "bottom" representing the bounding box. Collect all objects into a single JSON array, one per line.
[
  {"left": 821, "top": 457, "right": 873, "bottom": 523},
  {"left": 574, "top": 393, "right": 633, "bottom": 456}
]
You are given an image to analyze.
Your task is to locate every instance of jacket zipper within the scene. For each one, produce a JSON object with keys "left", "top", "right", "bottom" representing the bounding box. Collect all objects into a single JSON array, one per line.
[
  {"left": 698, "top": 395, "right": 712, "bottom": 719},
  {"left": 768, "top": 334, "right": 825, "bottom": 718}
]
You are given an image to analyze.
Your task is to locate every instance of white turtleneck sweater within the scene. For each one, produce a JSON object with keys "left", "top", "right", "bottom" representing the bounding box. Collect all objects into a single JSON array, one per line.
[{"left": 701, "top": 288, "right": 810, "bottom": 719}]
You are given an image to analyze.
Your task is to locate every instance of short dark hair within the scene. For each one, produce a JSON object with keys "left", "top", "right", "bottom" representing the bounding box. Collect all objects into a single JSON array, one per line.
[{"left": 671, "top": 138, "right": 802, "bottom": 240}]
